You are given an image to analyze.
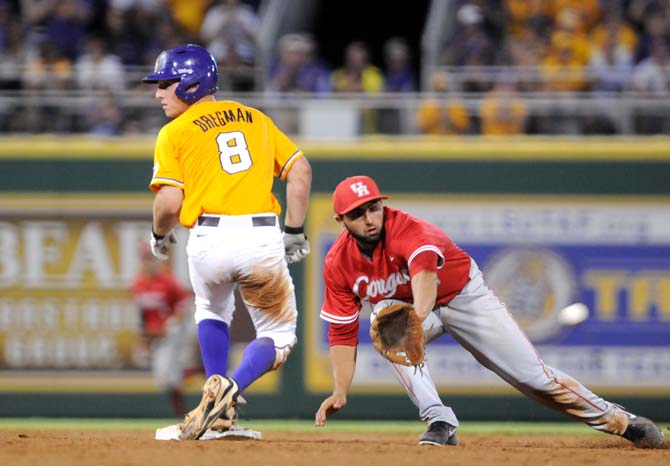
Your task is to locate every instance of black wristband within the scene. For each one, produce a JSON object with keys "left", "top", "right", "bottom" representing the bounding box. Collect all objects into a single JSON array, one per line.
[
  {"left": 284, "top": 225, "right": 304, "bottom": 234},
  {"left": 152, "top": 230, "right": 165, "bottom": 240}
]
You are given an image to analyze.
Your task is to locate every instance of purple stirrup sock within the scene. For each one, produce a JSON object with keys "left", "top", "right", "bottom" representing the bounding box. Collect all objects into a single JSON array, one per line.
[
  {"left": 230, "top": 337, "right": 277, "bottom": 392},
  {"left": 197, "top": 319, "right": 230, "bottom": 378}
]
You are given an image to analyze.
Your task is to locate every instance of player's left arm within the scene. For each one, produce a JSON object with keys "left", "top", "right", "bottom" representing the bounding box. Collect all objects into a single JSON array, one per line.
[
  {"left": 272, "top": 119, "right": 311, "bottom": 229},
  {"left": 282, "top": 156, "right": 312, "bottom": 263},
  {"left": 272, "top": 119, "right": 312, "bottom": 263},
  {"left": 407, "top": 245, "right": 442, "bottom": 321},
  {"left": 396, "top": 221, "right": 443, "bottom": 321},
  {"left": 284, "top": 156, "right": 311, "bottom": 229},
  {"left": 411, "top": 270, "right": 439, "bottom": 321}
]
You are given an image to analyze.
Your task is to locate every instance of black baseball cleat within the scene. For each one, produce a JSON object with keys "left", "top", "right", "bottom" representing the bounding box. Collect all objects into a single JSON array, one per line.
[
  {"left": 621, "top": 415, "right": 665, "bottom": 449},
  {"left": 418, "top": 421, "right": 458, "bottom": 446}
]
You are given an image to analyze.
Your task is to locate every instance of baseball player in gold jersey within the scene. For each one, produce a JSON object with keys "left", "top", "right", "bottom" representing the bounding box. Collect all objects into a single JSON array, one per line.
[{"left": 144, "top": 44, "right": 311, "bottom": 440}]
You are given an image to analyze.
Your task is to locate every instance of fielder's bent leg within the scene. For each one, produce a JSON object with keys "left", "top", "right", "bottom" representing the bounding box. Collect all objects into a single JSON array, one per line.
[
  {"left": 440, "top": 260, "right": 665, "bottom": 448},
  {"left": 390, "top": 363, "right": 459, "bottom": 446},
  {"left": 373, "top": 299, "right": 458, "bottom": 446},
  {"left": 390, "top": 362, "right": 459, "bottom": 428}
]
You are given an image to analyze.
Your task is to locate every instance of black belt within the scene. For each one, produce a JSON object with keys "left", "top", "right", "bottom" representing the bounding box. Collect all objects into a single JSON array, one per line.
[{"left": 197, "top": 215, "right": 277, "bottom": 227}]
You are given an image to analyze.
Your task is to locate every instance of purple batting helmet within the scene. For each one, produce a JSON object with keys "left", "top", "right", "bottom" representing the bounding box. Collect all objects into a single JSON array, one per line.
[{"left": 143, "top": 44, "right": 218, "bottom": 103}]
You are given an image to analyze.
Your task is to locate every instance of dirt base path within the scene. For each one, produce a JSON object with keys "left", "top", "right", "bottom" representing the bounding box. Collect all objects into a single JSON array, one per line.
[{"left": 1, "top": 429, "right": 667, "bottom": 466}]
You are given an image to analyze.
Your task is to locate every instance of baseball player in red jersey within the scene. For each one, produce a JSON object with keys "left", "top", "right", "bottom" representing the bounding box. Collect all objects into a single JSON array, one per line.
[
  {"left": 143, "top": 44, "right": 311, "bottom": 440},
  {"left": 315, "top": 175, "right": 665, "bottom": 449},
  {"left": 131, "top": 243, "right": 191, "bottom": 417}
]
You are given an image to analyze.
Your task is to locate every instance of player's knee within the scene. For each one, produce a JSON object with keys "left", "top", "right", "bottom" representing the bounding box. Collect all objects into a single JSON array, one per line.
[
  {"left": 515, "top": 367, "right": 558, "bottom": 392},
  {"left": 260, "top": 332, "right": 296, "bottom": 370},
  {"left": 194, "top": 307, "right": 233, "bottom": 326},
  {"left": 271, "top": 344, "right": 293, "bottom": 369}
]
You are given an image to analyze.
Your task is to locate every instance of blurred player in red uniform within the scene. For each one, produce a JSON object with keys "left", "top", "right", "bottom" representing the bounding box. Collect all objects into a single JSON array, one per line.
[{"left": 131, "top": 243, "right": 191, "bottom": 417}]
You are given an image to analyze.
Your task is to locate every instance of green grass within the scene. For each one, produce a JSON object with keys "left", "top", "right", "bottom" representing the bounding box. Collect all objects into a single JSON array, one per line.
[{"left": 0, "top": 418, "right": 630, "bottom": 435}]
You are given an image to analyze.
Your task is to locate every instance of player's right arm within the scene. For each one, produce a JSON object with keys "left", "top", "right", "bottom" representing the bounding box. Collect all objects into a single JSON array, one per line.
[
  {"left": 150, "top": 126, "right": 184, "bottom": 236},
  {"left": 315, "top": 344, "right": 356, "bottom": 427},
  {"left": 315, "top": 257, "right": 360, "bottom": 426}
]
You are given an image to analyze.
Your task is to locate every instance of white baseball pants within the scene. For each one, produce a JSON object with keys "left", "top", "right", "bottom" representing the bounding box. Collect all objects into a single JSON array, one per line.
[
  {"left": 186, "top": 213, "right": 298, "bottom": 365},
  {"left": 387, "top": 259, "right": 630, "bottom": 434}
]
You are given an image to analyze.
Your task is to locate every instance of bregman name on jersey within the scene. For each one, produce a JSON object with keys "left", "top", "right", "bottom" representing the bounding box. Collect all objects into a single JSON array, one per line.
[{"left": 192, "top": 107, "right": 254, "bottom": 132}]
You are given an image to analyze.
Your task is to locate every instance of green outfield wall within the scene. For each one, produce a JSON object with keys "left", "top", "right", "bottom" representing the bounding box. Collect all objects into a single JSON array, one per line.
[{"left": 1, "top": 136, "right": 669, "bottom": 420}]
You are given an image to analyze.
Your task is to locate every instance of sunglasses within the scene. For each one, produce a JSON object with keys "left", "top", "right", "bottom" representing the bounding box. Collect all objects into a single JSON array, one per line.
[
  {"left": 344, "top": 200, "right": 382, "bottom": 220},
  {"left": 157, "top": 79, "right": 180, "bottom": 89}
]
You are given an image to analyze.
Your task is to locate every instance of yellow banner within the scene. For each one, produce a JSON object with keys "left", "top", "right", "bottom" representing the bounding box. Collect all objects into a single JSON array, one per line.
[{"left": 0, "top": 194, "right": 278, "bottom": 393}]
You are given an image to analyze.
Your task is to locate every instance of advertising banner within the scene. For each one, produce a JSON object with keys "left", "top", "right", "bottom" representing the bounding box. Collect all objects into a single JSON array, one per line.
[
  {"left": 305, "top": 195, "right": 670, "bottom": 395},
  {"left": 0, "top": 194, "right": 277, "bottom": 393}
]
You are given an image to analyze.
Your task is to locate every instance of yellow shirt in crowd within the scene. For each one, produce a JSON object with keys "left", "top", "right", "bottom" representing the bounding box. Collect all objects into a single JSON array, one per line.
[{"left": 416, "top": 99, "right": 470, "bottom": 135}]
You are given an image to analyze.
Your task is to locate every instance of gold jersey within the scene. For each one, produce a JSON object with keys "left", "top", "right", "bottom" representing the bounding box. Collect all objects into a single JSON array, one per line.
[{"left": 149, "top": 100, "right": 304, "bottom": 227}]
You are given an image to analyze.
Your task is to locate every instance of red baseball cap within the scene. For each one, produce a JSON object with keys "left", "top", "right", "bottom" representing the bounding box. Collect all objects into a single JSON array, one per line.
[{"left": 333, "top": 175, "right": 388, "bottom": 215}]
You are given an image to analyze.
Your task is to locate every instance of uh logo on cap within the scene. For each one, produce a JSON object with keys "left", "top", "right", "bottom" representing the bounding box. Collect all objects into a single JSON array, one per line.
[
  {"left": 333, "top": 175, "right": 387, "bottom": 215},
  {"left": 350, "top": 181, "right": 371, "bottom": 197}
]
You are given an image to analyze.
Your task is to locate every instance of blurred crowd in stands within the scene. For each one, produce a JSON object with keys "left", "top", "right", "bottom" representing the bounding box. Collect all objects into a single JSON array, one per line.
[
  {"left": 0, "top": 0, "right": 261, "bottom": 133},
  {"left": 424, "top": 0, "right": 670, "bottom": 135},
  {"left": 0, "top": 0, "right": 667, "bottom": 136}
]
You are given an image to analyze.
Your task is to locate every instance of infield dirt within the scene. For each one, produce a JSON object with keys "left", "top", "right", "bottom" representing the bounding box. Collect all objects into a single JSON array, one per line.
[{"left": 0, "top": 429, "right": 668, "bottom": 466}]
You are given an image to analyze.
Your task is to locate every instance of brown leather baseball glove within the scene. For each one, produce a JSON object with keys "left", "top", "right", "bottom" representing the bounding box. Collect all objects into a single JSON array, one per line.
[{"left": 370, "top": 302, "right": 425, "bottom": 367}]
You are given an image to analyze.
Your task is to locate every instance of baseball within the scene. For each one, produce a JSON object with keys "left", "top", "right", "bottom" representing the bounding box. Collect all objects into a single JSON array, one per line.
[{"left": 558, "top": 303, "right": 589, "bottom": 326}]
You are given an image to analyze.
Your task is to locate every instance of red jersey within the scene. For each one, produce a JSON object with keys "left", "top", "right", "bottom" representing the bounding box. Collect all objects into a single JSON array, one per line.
[
  {"left": 321, "top": 207, "right": 471, "bottom": 345},
  {"left": 131, "top": 272, "right": 189, "bottom": 337}
]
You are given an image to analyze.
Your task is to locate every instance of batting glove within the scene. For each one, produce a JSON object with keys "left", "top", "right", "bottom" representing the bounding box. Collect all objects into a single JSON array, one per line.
[
  {"left": 283, "top": 226, "right": 310, "bottom": 264},
  {"left": 150, "top": 230, "right": 176, "bottom": 261}
]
